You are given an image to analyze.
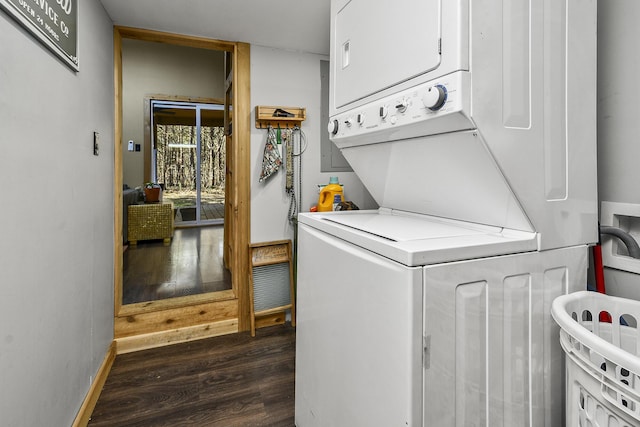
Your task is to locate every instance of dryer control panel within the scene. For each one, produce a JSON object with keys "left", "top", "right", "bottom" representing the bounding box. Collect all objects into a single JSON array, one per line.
[{"left": 329, "top": 71, "right": 474, "bottom": 148}]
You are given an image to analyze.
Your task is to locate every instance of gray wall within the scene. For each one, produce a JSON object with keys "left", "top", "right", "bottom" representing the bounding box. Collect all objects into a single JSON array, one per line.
[
  {"left": 250, "top": 45, "right": 376, "bottom": 243},
  {"left": 121, "top": 39, "right": 225, "bottom": 187},
  {"left": 0, "top": 1, "right": 115, "bottom": 425},
  {"left": 597, "top": 1, "right": 640, "bottom": 300},
  {"left": 598, "top": 1, "right": 640, "bottom": 205}
]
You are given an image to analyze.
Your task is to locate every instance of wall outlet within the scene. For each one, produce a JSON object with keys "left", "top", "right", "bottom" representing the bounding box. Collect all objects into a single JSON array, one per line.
[{"left": 93, "top": 132, "right": 99, "bottom": 156}]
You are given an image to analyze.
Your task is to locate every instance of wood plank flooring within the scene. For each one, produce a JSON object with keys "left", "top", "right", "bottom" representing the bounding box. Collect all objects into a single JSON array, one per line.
[
  {"left": 89, "top": 324, "right": 296, "bottom": 427},
  {"left": 123, "top": 226, "right": 232, "bottom": 305}
]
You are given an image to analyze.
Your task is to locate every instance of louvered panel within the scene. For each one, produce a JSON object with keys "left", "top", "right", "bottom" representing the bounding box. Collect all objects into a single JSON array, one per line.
[{"left": 252, "top": 263, "right": 291, "bottom": 312}]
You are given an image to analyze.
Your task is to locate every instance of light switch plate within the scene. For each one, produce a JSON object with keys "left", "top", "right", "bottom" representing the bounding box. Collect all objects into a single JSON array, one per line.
[{"left": 93, "top": 132, "right": 99, "bottom": 156}]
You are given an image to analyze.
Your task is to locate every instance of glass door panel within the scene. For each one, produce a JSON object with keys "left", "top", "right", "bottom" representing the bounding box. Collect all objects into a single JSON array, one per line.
[
  {"left": 199, "top": 107, "right": 225, "bottom": 225},
  {"left": 153, "top": 102, "right": 197, "bottom": 224},
  {"left": 152, "top": 101, "right": 225, "bottom": 226}
]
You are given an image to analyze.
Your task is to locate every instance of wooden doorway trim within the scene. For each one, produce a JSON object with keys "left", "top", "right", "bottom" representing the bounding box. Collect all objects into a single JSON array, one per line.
[{"left": 113, "top": 26, "right": 251, "bottom": 351}]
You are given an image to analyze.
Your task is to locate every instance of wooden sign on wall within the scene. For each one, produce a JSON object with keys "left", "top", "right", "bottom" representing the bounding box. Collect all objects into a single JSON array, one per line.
[{"left": 1, "top": 0, "right": 78, "bottom": 71}]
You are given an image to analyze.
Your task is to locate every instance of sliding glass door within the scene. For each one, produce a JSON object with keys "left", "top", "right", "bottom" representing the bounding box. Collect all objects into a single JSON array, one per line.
[{"left": 151, "top": 100, "right": 225, "bottom": 226}]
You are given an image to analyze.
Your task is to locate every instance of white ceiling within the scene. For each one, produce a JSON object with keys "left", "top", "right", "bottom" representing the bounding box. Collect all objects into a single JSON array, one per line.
[{"left": 99, "top": 0, "right": 331, "bottom": 55}]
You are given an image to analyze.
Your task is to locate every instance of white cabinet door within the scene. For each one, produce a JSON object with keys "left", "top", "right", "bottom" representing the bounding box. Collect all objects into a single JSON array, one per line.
[{"left": 422, "top": 246, "right": 587, "bottom": 426}]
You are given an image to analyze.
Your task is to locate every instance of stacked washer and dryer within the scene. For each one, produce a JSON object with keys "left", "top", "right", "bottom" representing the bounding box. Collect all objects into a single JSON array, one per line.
[{"left": 295, "top": 0, "right": 597, "bottom": 426}]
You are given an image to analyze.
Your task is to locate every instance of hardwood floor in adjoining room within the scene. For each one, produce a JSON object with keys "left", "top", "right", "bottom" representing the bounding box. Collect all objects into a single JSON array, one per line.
[
  {"left": 89, "top": 324, "right": 296, "bottom": 427},
  {"left": 123, "top": 225, "right": 231, "bottom": 305}
]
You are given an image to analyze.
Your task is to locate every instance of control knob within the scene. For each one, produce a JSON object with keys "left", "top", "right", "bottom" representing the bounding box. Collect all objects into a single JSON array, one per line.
[
  {"left": 328, "top": 119, "right": 339, "bottom": 135},
  {"left": 395, "top": 98, "right": 409, "bottom": 113},
  {"left": 422, "top": 85, "right": 447, "bottom": 111},
  {"left": 344, "top": 117, "right": 354, "bottom": 127},
  {"left": 357, "top": 113, "right": 365, "bottom": 125}
]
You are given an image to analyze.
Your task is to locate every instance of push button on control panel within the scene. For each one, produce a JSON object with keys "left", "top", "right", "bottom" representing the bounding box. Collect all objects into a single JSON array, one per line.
[{"left": 379, "top": 105, "right": 389, "bottom": 119}]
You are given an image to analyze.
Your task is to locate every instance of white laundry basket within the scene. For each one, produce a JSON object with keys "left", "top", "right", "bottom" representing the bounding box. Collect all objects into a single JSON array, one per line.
[{"left": 551, "top": 291, "right": 640, "bottom": 426}]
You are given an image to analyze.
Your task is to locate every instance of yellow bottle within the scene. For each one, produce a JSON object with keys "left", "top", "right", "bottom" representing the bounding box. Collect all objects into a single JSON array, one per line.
[{"left": 318, "top": 177, "right": 344, "bottom": 212}]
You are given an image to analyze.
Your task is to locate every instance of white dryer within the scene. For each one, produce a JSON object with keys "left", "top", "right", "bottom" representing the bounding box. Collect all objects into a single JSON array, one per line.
[{"left": 296, "top": 0, "right": 598, "bottom": 426}]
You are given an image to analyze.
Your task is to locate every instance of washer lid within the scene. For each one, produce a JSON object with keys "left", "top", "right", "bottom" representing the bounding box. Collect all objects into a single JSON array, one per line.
[
  {"left": 324, "top": 211, "right": 497, "bottom": 242},
  {"left": 299, "top": 209, "right": 538, "bottom": 266}
]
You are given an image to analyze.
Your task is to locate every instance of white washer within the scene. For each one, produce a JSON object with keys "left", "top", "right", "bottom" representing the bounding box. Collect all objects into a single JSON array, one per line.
[{"left": 295, "top": 210, "right": 586, "bottom": 426}]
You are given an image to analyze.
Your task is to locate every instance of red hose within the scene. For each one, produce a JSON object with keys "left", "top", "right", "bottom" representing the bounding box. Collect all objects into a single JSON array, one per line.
[
  {"left": 592, "top": 244, "right": 611, "bottom": 322},
  {"left": 592, "top": 244, "right": 606, "bottom": 294}
]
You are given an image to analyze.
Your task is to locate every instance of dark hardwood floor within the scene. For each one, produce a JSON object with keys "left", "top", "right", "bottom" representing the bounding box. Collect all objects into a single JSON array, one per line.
[
  {"left": 123, "top": 226, "right": 232, "bottom": 305},
  {"left": 89, "top": 324, "right": 296, "bottom": 427}
]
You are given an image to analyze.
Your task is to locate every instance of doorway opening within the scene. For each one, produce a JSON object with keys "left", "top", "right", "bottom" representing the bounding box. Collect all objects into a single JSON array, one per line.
[
  {"left": 122, "top": 100, "right": 231, "bottom": 305},
  {"left": 113, "top": 26, "right": 252, "bottom": 352}
]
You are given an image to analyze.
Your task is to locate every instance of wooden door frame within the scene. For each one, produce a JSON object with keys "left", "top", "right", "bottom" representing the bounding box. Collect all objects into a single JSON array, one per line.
[{"left": 113, "top": 26, "right": 251, "bottom": 353}]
